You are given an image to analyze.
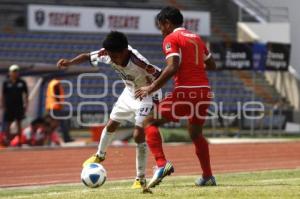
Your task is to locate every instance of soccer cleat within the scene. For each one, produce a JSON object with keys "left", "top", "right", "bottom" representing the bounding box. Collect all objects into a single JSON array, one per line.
[
  {"left": 82, "top": 154, "right": 105, "bottom": 168},
  {"left": 131, "top": 178, "right": 146, "bottom": 189},
  {"left": 195, "top": 176, "right": 217, "bottom": 186},
  {"left": 146, "top": 162, "right": 174, "bottom": 189}
]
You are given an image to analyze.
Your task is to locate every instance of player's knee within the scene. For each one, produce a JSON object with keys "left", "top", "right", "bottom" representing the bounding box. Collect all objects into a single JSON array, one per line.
[
  {"left": 133, "top": 135, "right": 144, "bottom": 143},
  {"left": 143, "top": 117, "right": 153, "bottom": 127},
  {"left": 188, "top": 124, "right": 203, "bottom": 140},
  {"left": 106, "top": 120, "right": 119, "bottom": 132},
  {"left": 106, "top": 125, "right": 117, "bottom": 132},
  {"left": 189, "top": 127, "right": 202, "bottom": 140},
  {"left": 143, "top": 117, "right": 164, "bottom": 128},
  {"left": 189, "top": 131, "right": 201, "bottom": 140},
  {"left": 133, "top": 126, "right": 145, "bottom": 143}
]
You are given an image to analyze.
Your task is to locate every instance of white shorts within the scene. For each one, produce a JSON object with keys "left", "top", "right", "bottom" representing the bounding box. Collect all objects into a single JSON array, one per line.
[{"left": 110, "top": 87, "right": 161, "bottom": 127}]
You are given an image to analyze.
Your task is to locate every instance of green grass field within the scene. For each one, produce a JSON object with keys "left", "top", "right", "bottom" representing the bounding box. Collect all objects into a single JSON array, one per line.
[{"left": 1, "top": 169, "right": 300, "bottom": 199}]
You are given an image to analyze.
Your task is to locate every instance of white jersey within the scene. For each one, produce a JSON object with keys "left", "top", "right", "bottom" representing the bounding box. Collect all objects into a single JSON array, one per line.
[
  {"left": 22, "top": 126, "right": 44, "bottom": 142},
  {"left": 90, "top": 45, "right": 161, "bottom": 93}
]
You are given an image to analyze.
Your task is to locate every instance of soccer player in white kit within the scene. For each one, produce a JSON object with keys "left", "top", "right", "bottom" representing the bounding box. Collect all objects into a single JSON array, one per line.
[{"left": 57, "top": 31, "right": 161, "bottom": 189}]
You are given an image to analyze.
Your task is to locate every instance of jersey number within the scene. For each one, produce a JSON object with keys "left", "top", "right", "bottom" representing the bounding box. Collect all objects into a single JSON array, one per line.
[
  {"left": 188, "top": 39, "right": 199, "bottom": 65},
  {"left": 139, "top": 107, "right": 151, "bottom": 116}
]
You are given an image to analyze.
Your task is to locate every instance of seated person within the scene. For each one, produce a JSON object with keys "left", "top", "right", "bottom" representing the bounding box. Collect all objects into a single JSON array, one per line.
[{"left": 10, "top": 118, "right": 45, "bottom": 147}]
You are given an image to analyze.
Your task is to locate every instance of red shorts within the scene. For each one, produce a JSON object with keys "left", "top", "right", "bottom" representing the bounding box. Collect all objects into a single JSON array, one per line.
[{"left": 156, "top": 87, "right": 212, "bottom": 125}]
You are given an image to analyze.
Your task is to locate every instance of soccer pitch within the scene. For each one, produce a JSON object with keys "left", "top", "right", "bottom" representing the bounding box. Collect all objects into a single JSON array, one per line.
[{"left": 0, "top": 169, "right": 299, "bottom": 199}]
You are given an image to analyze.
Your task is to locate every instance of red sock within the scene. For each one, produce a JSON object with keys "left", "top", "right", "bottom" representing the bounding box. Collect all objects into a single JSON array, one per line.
[
  {"left": 145, "top": 125, "right": 167, "bottom": 167},
  {"left": 192, "top": 134, "right": 212, "bottom": 178}
]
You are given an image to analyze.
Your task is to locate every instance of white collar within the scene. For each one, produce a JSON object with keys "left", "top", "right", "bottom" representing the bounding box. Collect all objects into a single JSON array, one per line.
[{"left": 173, "top": 27, "right": 185, "bottom": 32}]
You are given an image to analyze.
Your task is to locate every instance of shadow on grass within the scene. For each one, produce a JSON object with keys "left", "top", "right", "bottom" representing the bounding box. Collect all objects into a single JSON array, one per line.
[
  {"left": 216, "top": 184, "right": 300, "bottom": 187},
  {"left": 158, "top": 183, "right": 300, "bottom": 189}
]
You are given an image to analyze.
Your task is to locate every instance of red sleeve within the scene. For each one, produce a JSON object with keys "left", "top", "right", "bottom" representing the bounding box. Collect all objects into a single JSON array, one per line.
[{"left": 163, "top": 34, "right": 180, "bottom": 59}]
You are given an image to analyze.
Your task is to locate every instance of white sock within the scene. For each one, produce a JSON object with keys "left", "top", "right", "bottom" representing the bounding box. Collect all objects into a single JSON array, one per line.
[
  {"left": 136, "top": 142, "right": 148, "bottom": 179},
  {"left": 96, "top": 127, "right": 115, "bottom": 158}
]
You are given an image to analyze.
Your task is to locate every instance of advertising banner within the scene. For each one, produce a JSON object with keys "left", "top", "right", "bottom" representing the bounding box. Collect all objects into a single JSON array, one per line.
[
  {"left": 28, "top": 4, "right": 211, "bottom": 36},
  {"left": 210, "top": 42, "right": 290, "bottom": 71},
  {"left": 210, "top": 42, "right": 253, "bottom": 70},
  {"left": 265, "top": 43, "right": 291, "bottom": 71},
  {"left": 224, "top": 42, "right": 253, "bottom": 70},
  {"left": 210, "top": 42, "right": 226, "bottom": 69}
]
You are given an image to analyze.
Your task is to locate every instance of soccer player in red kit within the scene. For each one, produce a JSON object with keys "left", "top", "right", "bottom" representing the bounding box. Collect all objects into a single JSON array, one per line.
[{"left": 135, "top": 6, "right": 217, "bottom": 189}]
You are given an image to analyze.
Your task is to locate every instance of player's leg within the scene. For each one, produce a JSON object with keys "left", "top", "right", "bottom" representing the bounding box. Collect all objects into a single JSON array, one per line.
[
  {"left": 3, "top": 113, "right": 14, "bottom": 146},
  {"left": 189, "top": 88, "right": 216, "bottom": 186},
  {"left": 142, "top": 90, "right": 169, "bottom": 168},
  {"left": 131, "top": 97, "right": 155, "bottom": 189},
  {"left": 144, "top": 102, "right": 175, "bottom": 189},
  {"left": 3, "top": 109, "right": 13, "bottom": 142},
  {"left": 59, "top": 118, "right": 73, "bottom": 142},
  {"left": 52, "top": 110, "right": 73, "bottom": 142},
  {"left": 16, "top": 120, "right": 22, "bottom": 147},
  {"left": 13, "top": 107, "right": 25, "bottom": 147},
  {"left": 96, "top": 119, "right": 120, "bottom": 158},
  {"left": 144, "top": 116, "right": 168, "bottom": 167},
  {"left": 188, "top": 123, "right": 216, "bottom": 186},
  {"left": 83, "top": 119, "right": 120, "bottom": 167},
  {"left": 2, "top": 118, "right": 12, "bottom": 146},
  {"left": 83, "top": 87, "right": 130, "bottom": 167},
  {"left": 131, "top": 125, "right": 147, "bottom": 189}
]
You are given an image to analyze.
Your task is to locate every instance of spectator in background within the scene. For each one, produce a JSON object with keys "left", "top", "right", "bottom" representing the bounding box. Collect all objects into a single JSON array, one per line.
[
  {"left": 10, "top": 117, "right": 45, "bottom": 147},
  {"left": 45, "top": 78, "right": 73, "bottom": 142},
  {"left": 10, "top": 116, "right": 61, "bottom": 147},
  {"left": 1, "top": 64, "right": 28, "bottom": 146},
  {"left": 272, "top": 97, "right": 289, "bottom": 129}
]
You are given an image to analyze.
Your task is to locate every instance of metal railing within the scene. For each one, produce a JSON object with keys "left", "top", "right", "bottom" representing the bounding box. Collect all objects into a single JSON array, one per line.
[{"left": 234, "top": 0, "right": 289, "bottom": 22}]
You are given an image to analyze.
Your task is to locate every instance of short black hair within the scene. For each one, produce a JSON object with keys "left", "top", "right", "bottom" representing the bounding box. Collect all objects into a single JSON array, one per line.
[
  {"left": 102, "top": 31, "right": 128, "bottom": 52},
  {"left": 31, "top": 117, "right": 44, "bottom": 126},
  {"left": 156, "top": 6, "right": 183, "bottom": 26}
]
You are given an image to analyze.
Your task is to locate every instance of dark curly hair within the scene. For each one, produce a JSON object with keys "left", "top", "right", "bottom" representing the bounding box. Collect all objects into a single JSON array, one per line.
[
  {"left": 102, "top": 31, "right": 128, "bottom": 52},
  {"left": 156, "top": 6, "right": 183, "bottom": 26}
]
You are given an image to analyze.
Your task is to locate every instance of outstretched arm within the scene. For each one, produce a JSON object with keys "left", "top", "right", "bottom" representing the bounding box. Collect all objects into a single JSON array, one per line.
[{"left": 57, "top": 53, "right": 90, "bottom": 69}]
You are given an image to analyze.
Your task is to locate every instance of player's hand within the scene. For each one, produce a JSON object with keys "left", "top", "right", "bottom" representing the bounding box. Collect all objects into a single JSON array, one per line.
[
  {"left": 57, "top": 59, "right": 71, "bottom": 69},
  {"left": 135, "top": 85, "right": 153, "bottom": 99}
]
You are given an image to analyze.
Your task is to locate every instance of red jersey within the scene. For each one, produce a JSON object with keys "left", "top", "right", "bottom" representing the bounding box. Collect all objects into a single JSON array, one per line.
[{"left": 162, "top": 27, "right": 211, "bottom": 88}]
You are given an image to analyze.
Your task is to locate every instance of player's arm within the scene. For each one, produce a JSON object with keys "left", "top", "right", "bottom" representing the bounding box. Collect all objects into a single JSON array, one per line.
[
  {"left": 149, "top": 56, "right": 180, "bottom": 92},
  {"left": 149, "top": 35, "right": 181, "bottom": 92},
  {"left": 203, "top": 43, "right": 216, "bottom": 70},
  {"left": 57, "top": 53, "right": 90, "bottom": 69},
  {"left": 57, "top": 49, "right": 109, "bottom": 69},
  {"left": 205, "top": 56, "right": 217, "bottom": 70},
  {"left": 135, "top": 56, "right": 179, "bottom": 99},
  {"left": 135, "top": 36, "right": 180, "bottom": 98}
]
